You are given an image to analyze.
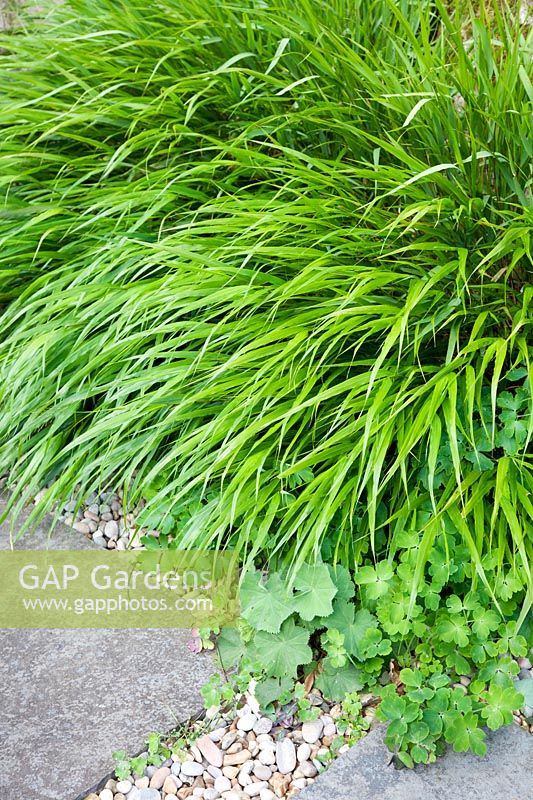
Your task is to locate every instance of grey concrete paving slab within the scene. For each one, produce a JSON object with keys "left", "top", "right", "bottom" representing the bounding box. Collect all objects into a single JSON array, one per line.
[
  {"left": 300, "top": 723, "right": 533, "bottom": 800},
  {"left": 0, "top": 497, "right": 215, "bottom": 800},
  {"left": 0, "top": 491, "right": 97, "bottom": 550}
]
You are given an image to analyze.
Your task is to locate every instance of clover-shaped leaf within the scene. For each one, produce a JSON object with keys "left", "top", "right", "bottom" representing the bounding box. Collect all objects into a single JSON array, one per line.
[
  {"left": 472, "top": 608, "right": 500, "bottom": 640},
  {"left": 444, "top": 711, "right": 486, "bottom": 756},
  {"left": 494, "top": 573, "right": 523, "bottom": 601},
  {"left": 437, "top": 615, "right": 470, "bottom": 648},
  {"left": 446, "top": 651, "right": 471, "bottom": 676},
  {"left": 379, "top": 691, "right": 419, "bottom": 724},
  {"left": 408, "top": 720, "right": 430, "bottom": 744},
  {"left": 347, "top": 608, "right": 380, "bottom": 659},
  {"left": 478, "top": 656, "right": 519, "bottom": 687},
  {"left": 481, "top": 682, "right": 524, "bottom": 730},
  {"left": 354, "top": 561, "right": 394, "bottom": 600},
  {"left": 497, "top": 391, "right": 523, "bottom": 411},
  {"left": 401, "top": 668, "right": 435, "bottom": 702}
]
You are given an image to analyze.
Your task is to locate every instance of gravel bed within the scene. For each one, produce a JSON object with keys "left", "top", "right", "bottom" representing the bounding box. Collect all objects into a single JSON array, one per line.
[
  {"left": 34, "top": 487, "right": 148, "bottom": 550},
  {"left": 79, "top": 659, "right": 533, "bottom": 800},
  {"left": 82, "top": 687, "right": 372, "bottom": 800}
]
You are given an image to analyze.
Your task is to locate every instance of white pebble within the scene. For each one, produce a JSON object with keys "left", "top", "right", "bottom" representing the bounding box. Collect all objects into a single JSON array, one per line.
[
  {"left": 237, "top": 712, "right": 257, "bottom": 732},
  {"left": 104, "top": 519, "right": 119, "bottom": 539},
  {"left": 257, "top": 736, "right": 275, "bottom": 749},
  {"left": 276, "top": 739, "right": 296, "bottom": 775},
  {"left": 209, "top": 727, "right": 228, "bottom": 742},
  {"left": 238, "top": 770, "right": 252, "bottom": 787},
  {"left": 253, "top": 764, "right": 272, "bottom": 781},
  {"left": 301, "top": 720, "right": 324, "bottom": 744},
  {"left": 181, "top": 761, "right": 204, "bottom": 777},
  {"left": 245, "top": 782, "right": 268, "bottom": 797},
  {"left": 207, "top": 765, "right": 223, "bottom": 778},
  {"left": 296, "top": 743, "right": 311, "bottom": 763},
  {"left": 214, "top": 776, "right": 232, "bottom": 793},
  {"left": 116, "top": 780, "right": 132, "bottom": 793},
  {"left": 258, "top": 750, "right": 275, "bottom": 766},
  {"left": 252, "top": 717, "right": 272, "bottom": 735},
  {"left": 299, "top": 760, "right": 318, "bottom": 778},
  {"left": 99, "top": 791, "right": 113, "bottom": 800}
]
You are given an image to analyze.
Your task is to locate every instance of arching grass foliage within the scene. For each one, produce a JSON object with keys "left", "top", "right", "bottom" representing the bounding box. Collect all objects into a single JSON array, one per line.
[{"left": 0, "top": 0, "right": 531, "bottom": 613}]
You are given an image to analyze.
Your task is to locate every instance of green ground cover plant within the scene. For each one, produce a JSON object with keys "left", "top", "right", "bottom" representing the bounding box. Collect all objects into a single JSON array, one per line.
[{"left": 208, "top": 557, "right": 531, "bottom": 765}]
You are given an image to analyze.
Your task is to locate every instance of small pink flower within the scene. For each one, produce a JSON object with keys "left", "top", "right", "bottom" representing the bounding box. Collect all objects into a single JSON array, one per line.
[{"left": 187, "top": 628, "right": 202, "bottom": 653}]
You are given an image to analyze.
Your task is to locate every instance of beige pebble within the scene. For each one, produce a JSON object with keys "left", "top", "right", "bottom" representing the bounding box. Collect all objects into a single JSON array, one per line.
[
  {"left": 224, "top": 749, "right": 251, "bottom": 767},
  {"left": 197, "top": 734, "right": 224, "bottom": 768},
  {"left": 269, "top": 773, "right": 291, "bottom": 798},
  {"left": 164, "top": 775, "right": 183, "bottom": 794},
  {"left": 222, "top": 732, "right": 238, "bottom": 751},
  {"left": 150, "top": 766, "right": 171, "bottom": 789},
  {"left": 223, "top": 766, "right": 240, "bottom": 779},
  {"left": 73, "top": 521, "right": 91, "bottom": 535}
]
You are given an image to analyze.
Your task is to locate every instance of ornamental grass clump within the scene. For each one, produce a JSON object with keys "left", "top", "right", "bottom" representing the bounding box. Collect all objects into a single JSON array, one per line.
[{"left": 0, "top": 0, "right": 531, "bottom": 607}]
